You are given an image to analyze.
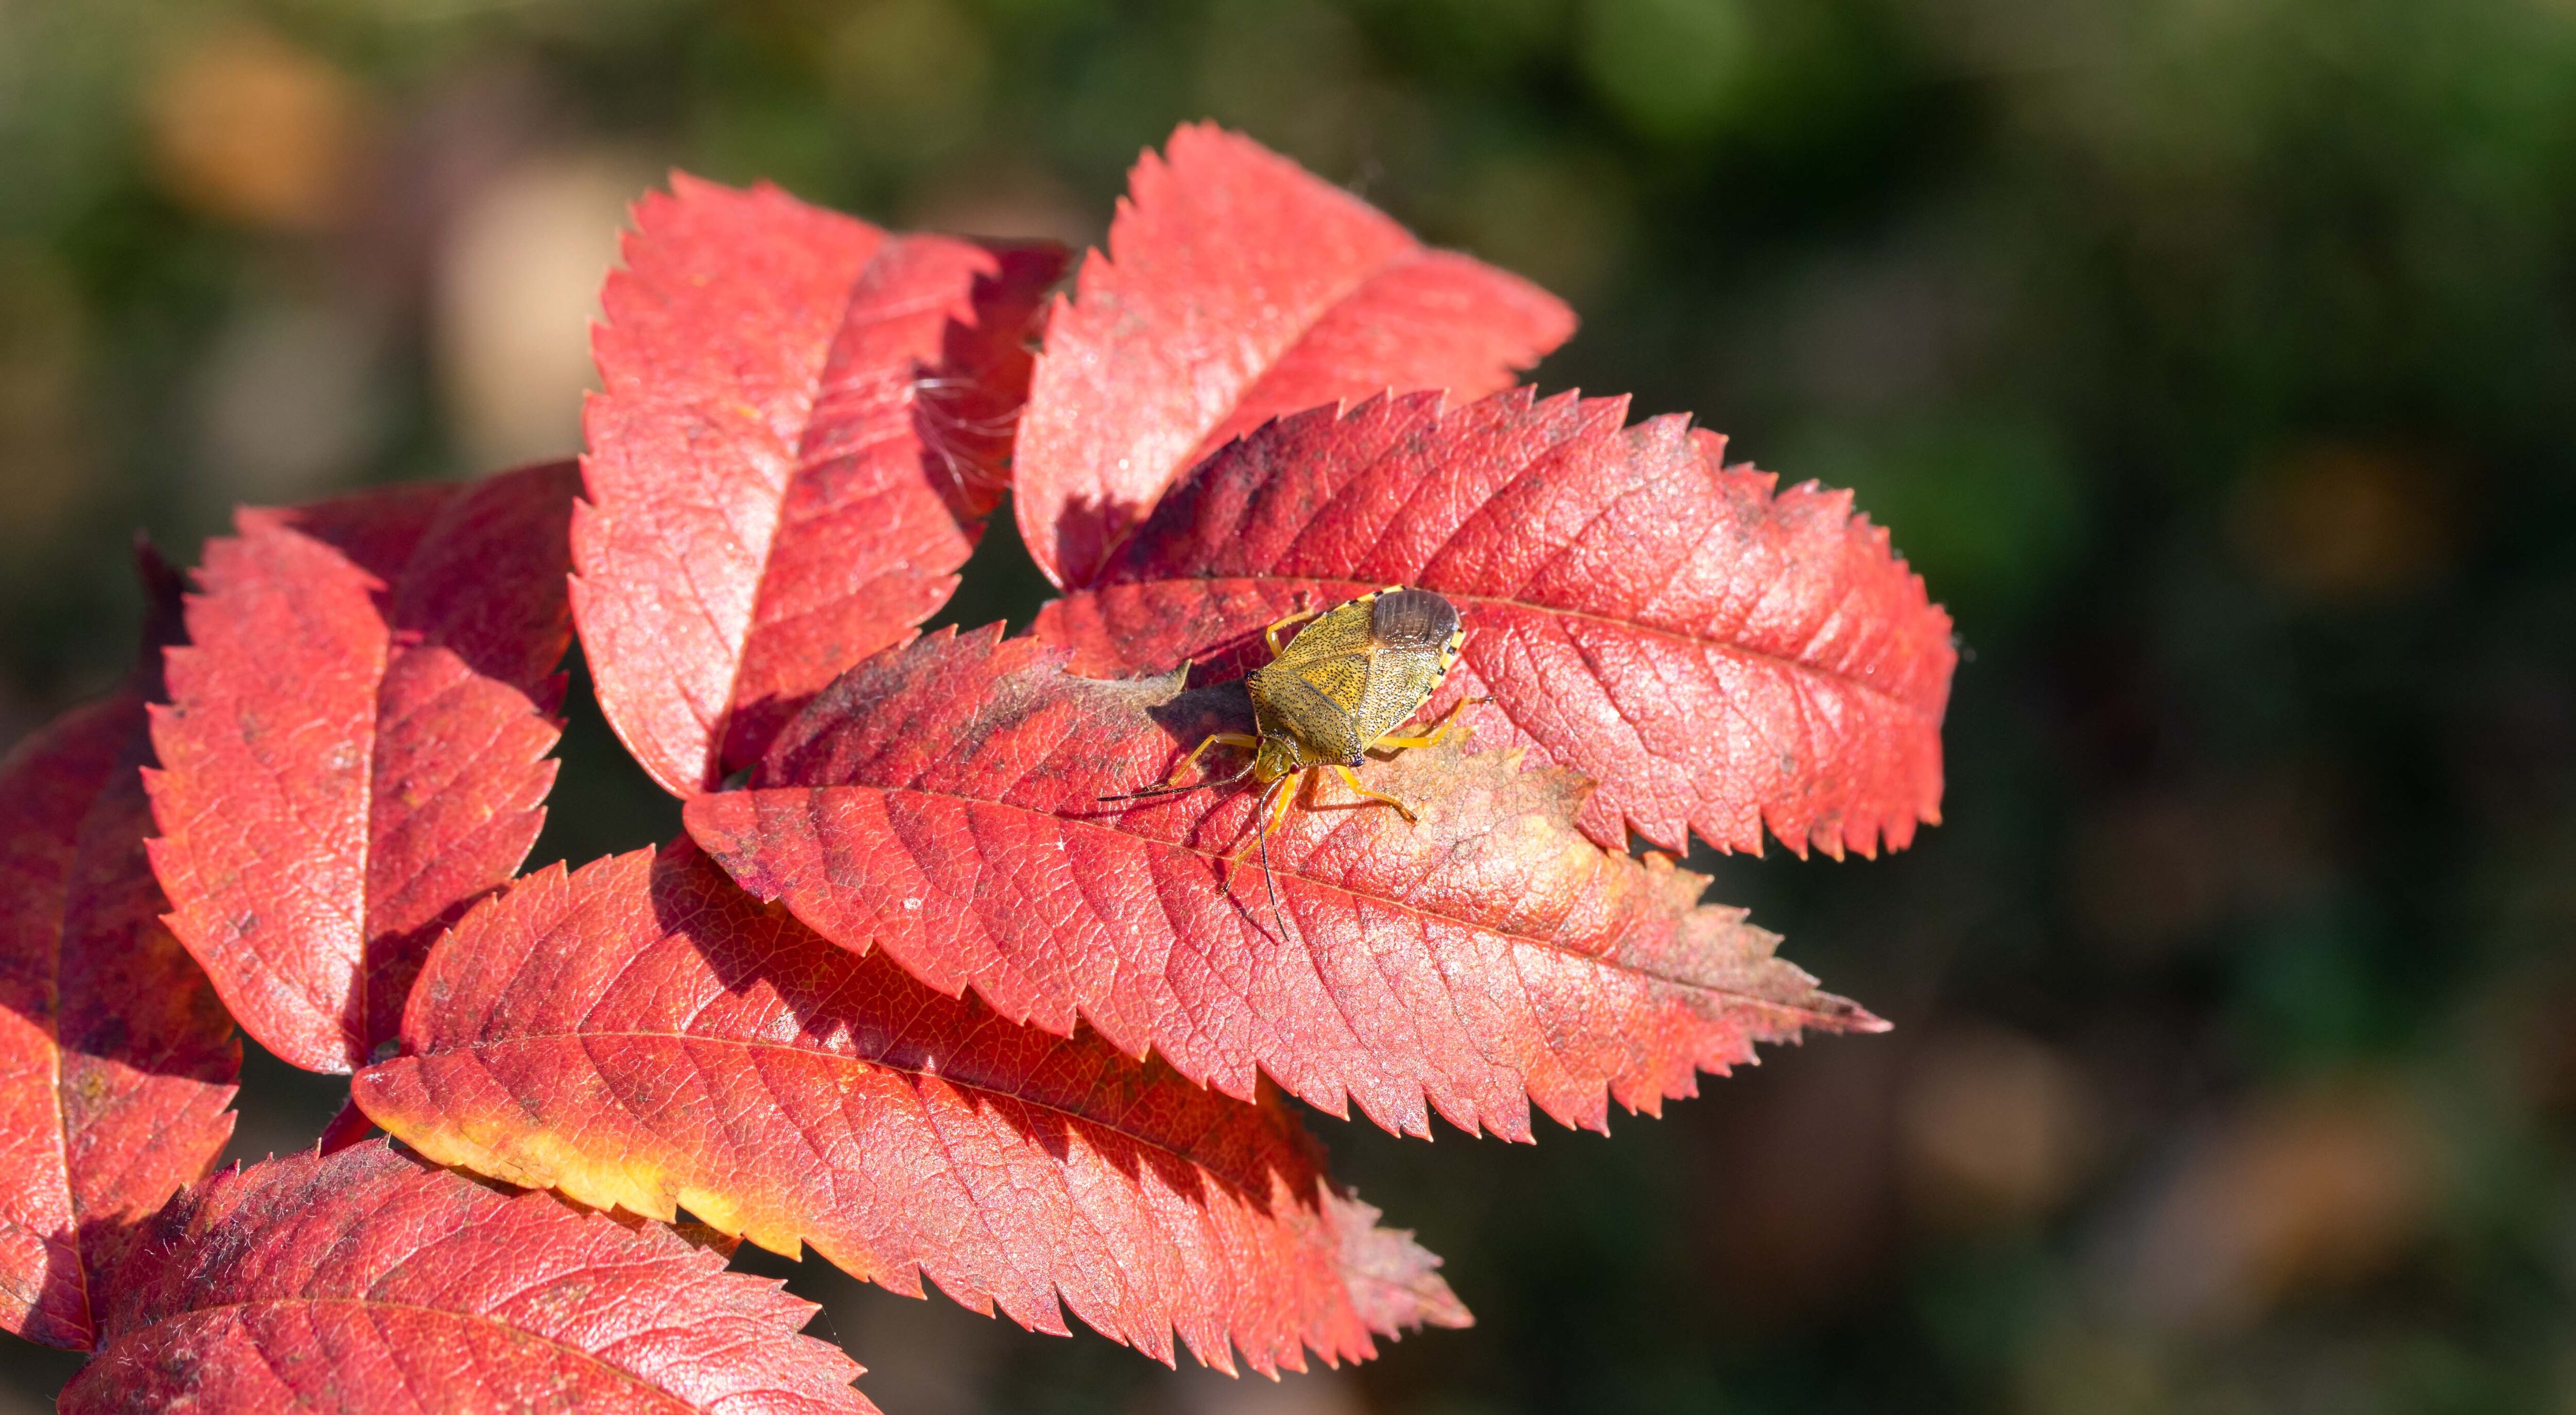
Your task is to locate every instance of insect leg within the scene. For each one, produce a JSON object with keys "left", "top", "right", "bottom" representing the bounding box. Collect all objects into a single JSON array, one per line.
[
  {"left": 1263, "top": 606, "right": 1323, "bottom": 657},
  {"left": 1331, "top": 764, "right": 1418, "bottom": 825},
  {"left": 1372, "top": 695, "right": 1495, "bottom": 752},
  {"left": 1097, "top": 732, "right": 1259, "bottom": 801},
  {"left": 1221, "top": 767, "right": 1300, "bottom": 885},
  {"left": 1256, "top": 775, "right": 1299, "bottom": 948},
  {"left": 1166, "top": 731, "right": 1259, "bottom": 786}
]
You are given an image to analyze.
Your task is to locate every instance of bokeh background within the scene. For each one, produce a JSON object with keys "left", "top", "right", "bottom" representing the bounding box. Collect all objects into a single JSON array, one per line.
[{"left": 6, "top": 0, "right": 2575, "bottom": 1410}]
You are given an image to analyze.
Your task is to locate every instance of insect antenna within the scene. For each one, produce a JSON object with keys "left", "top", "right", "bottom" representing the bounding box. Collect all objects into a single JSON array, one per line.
[{"left": 1254, "top": 774, "right": 1298, "bottom": 949}]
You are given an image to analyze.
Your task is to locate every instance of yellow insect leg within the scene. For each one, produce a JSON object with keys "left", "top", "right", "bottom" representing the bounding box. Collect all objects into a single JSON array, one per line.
[
  {"left": 1101, "top": 730, "right": 1265, "bottom": 804},
  {"left": 1163, "top": 731, "right": 1260, "bottom": 786},
  {"left": 1332, "top": 764, "right": 1418, "bottom": 825},
  {"left": 1222, "top": 766, "right": 1303, "bottom": 885},
  {"left": 1263, "top": 606, "right": 1323, "bottom": 657},
  {"left": 1372, "top": 695, "right": 1494, "bottom": 752}
]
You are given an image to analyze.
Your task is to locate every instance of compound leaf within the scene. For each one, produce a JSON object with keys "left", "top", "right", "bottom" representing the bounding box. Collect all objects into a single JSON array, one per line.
[
  {"left": 685, "top": 629, "right": 1879, "bottom": 1142},
  {"left": 352, "top": 843, "right": 1463, "bottom": 1376},
  {"left": 1033, "top": 390, "right": 1957, "bottom": 858},
  {"left": 1014, "top": 123, "right": 1573, "bottom": 589},
  {"left": 146, "top": 464, "right": 577, "bottom": 1072},
  {"left": 575, "top": 175, "right": 1065, "bottom": 793},
  {"left": 62, "top": 1139, "right": 871, "bottom": 1413}
]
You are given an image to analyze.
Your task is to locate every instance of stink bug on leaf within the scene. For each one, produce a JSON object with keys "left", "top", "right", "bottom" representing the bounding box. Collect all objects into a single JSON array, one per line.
[{"left": 1104, "top": 585, "right": 1488, "bottom": 941}]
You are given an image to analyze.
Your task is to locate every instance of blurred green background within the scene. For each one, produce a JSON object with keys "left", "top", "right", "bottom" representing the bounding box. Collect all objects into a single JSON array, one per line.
[{"left": 5, "top": 0, "right": 2575, "bottom": 1410}]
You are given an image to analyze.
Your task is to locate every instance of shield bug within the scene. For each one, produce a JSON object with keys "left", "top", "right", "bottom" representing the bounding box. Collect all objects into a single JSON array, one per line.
[{"left": 1104, "top": 585, "right": 1486, "bottom": 939}]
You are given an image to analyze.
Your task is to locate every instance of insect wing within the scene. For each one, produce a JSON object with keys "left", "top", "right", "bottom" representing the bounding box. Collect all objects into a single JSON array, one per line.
[
  {"left": 1258, "top": 659, "right": 1368, "bottom": 762},
  {"left": 1343, "top": 651, "right": 1442, "bottom": 746},
  {"left": 1289, "top": 647, "right": 1373, "bottom": 710}
]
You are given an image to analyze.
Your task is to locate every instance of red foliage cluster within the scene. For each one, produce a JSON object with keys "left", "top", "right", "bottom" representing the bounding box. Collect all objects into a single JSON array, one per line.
[{"left": 0, "top": 124, "right": 1951, "bottom": 1409}]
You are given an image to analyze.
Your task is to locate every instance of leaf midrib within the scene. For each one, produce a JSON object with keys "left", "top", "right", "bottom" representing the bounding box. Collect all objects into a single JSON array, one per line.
[
  {"left": 96, "top": 1293, "right": 704, "bottom": 1411},
  {"left": 1073, "top": 244, "right": 1427, "bottom": 581},
  {"left": 738, "top": 780, "right": 1850, "bottom": 1024},
  {"left": 415, "top": 1029, "right": 1302, "bottom": 1215},
  {"left": 1087, "top": 575, "right": 1942, "bottom": 722},
  {"left": 711, "top": 233, "right": 916, "bottom": 778}
]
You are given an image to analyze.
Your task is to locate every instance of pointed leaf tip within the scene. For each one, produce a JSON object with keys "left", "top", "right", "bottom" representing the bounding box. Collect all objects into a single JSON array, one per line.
[
  {"left": 144, "top": 464, "right": 578, "bottom": 1073},
  {"left": 574, "top": 173, "right": 1067, "bottom": 793},
  {"left": 1016, "top": 122, "right": 1575, "bottom": 589}
]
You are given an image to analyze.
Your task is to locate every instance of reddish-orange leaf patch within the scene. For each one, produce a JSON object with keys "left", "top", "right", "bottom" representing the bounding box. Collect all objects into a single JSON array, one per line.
[
  {"left": 685, "top": 629, "right": 1880, "bottom": 1142},
  {"left": 0, "top": 684, "right": 238, "bottom": 1351},
  {"left": 1014, "top": 123, "right": 1573, "bottom": 589},
  {"left": 353, "top": 843, "right": 1464, "bottom": 1376},
  {"left": 146, "top": 464, "right": 577, "bottom": 1072},
  {"left": 574, "top": 174, "right": 1065, "bottom": 793},
  {"left": 62, "top": 1139, "right": 871, "bottom": 1413},
  {"left": 1032, "top": 390, "right": 1957, "bottom": 858}
]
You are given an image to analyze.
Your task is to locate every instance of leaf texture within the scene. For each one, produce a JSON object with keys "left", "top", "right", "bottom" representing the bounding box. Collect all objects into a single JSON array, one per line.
[
  {"left": 684, "top": 629, "right": 1881, "bottom": 1143},
  {"left": 1014, "top": 123, "right": 1574, "bottom": 589},
  {"left": 0, "top": 687, "right": 238, "bottom": 1350},
  {"left": 574, "top": 174, "right": 1066, "bottom": 794},
  {"left": 61, "top": 1139, "right": 871, "bottom": 1414},
  {"left": 146, "top": 464, "right": 577, "bottom": 1073},
  {"left": 1031, "top": 390, "right": 1958, "bottom": 858},
  {"left": 352, "top": 843, "right": 1464, "bottom": 1376}
]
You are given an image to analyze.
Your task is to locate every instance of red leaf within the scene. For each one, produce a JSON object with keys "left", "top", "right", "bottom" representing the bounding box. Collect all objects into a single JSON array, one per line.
[
  {"left": 146, "top": 464, "right": 578, "bottom": 1073},
  {"left": 574, "top": 174, "right": 1066, "bottom": 794},
  {"left": 0, "top": 691, "right": 238, "bottom": 1350},
  {"left": 1014, "top": 123, "right": 1574, "bottom": 589},
  {"left": 352, "top": 844, "right": 1463, "bottom": 1376},
  {"left": 62, "top": 1139, "right": 871, "bottom": 1413},
  {"left": 1031, "top": 390, "right": 1958, "bottom": 858},
  {"left": 684, "top": 629, "right": 1880, "bottom": 1142}
]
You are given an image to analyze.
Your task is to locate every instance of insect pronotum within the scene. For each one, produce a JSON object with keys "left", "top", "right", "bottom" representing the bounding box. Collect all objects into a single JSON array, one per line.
[{"left": 1102, "top": 585, "right": 1488, "bottom": 943}]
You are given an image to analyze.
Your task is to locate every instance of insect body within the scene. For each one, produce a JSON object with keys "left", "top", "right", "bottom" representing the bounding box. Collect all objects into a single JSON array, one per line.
[{"left": 1105, "top": 585, "right": 1485, "bottom": 937}]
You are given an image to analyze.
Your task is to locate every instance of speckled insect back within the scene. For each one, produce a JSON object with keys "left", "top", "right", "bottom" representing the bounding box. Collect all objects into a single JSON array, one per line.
[
  {"left": 1102, "top": 585, "right": 1485, "bottom": 941},
  {"left": 1247, "top": 586, "right": 1466, "bottom": 780}
]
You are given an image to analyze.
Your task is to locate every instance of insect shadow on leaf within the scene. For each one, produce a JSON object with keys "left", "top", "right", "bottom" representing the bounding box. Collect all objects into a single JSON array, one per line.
[{"left": 1103, "top": 585, "right": 1492, "bottom": 947}]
